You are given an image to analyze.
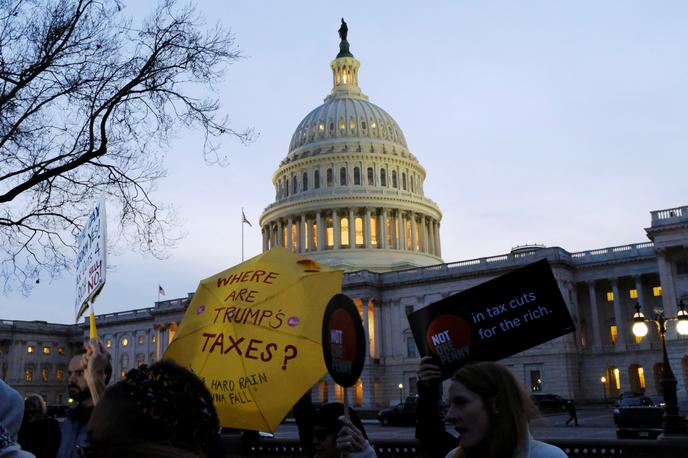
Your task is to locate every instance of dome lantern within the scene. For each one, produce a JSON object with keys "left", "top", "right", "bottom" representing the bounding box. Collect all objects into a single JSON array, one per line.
[{"left": 326, "top": 19, "right": 367, "bottom": 102}]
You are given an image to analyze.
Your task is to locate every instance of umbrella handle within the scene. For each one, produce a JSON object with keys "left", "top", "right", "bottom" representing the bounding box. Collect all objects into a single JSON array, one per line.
[{"left": 343, "top": 385, "right": 350, "bottom": 421}]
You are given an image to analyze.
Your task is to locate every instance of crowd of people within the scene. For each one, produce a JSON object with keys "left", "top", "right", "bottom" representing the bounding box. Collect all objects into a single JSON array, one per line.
[{"left": 0, "top": 339, "right": 567, "bottom": 458}]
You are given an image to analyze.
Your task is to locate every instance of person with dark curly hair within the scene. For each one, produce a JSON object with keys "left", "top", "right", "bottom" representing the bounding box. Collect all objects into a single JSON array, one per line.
[{"left": 81, "top": 360, "right": 222, "bottom": 458}]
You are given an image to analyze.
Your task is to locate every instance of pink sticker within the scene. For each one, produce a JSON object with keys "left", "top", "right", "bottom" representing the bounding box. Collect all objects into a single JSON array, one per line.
[
  {"left": 197, "top": 305, "right": 206, "bottom": 315},
  {"left": 288, "top": 316, "right": 300, "bottom": 327}
]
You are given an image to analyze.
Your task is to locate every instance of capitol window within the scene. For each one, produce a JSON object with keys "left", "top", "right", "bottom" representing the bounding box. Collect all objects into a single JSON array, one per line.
[
  {"left": 629, "top": 289, "right": 638, "bottom": 299},
  {"left": 314, "top": 170, "right": 320, "bottom": 189},
  {"left": 121, "top": 337, "right": 129, "bottom": 347},
  {"left": 56, "top": 368, "right": 64, "bottom": 382},
  {"left": 371, "top": 215, "right": 378, "bottom": 246},
  {"left": 41, "top": 367, "right": 49, "bottom": 382},
  {"left": 327, "top": 169, "right": 333, "bottom": 187},
  {"left": 653, "top": 286, "right": 662, "bottom": 297},
  {"left": 329, "top": 121, "right": 334, "bottom": 132},
  {"left": 303, "top": 172, "right": 308, "bottom": 191},
  {"left": 326, "top": 217, "right": 334, "bottom": 248},
  {"left": 361, "top": 119, "right": 367, "bottom": 130},
  {"left": 340, "top": 217, "right": 349, "bottom": 246},
  {"left": 318, "top": 122, "right": 324, "bottom": 132},
  {"left": 27, "top": 345, "right": 35, "bottom": 353},
  {"left": 285, "top": 178, "right": 289, "bottom": 196},
  {"left": 311, "top": 222, "right": 318, "bottom": 249},
  {"left": 380, "top": 169, "right": 386, "bottom": 187},
  {"left": 349, "top": 118, "right": 356, "bottom": 130},
  {"left": 25, "top": 366, "right": 33, "bottom": 382},
  {"left": 606, "top": 291, "right": 614, "bottom": 302},
  {"left": 392, "top": 171, "right": 397, "bottom": 188},
  {"left": 610, "top": 325, "right": 618, "bottom": 345},
  {"left": 367, "top": 167, "right": 374, "bottom": 185},
  {"left": 292, "top": 176, "right": 297, "bottom": 194},
  {"left": 138, "top": 336, "right": 144, "bottom": 345},
  {"left": 340, "top": 167, "right": 347, "bottom": 186},
  {"left": 58, "top": 346, "right": 65, "bottom": 355},
  {"left": 354, "top": 167, "right": 360, "bottom": 185},
  {"left": 339, "top": 118, "right": 345, "bottom": 132},
  {"left": 42, "top": 346, "right": 50, "bottom": 354},
  {"left": 355, "top": 217, "right": 364, "bottom": 246},
  {"left": 402, "top": 172, "right": 407, "bottom": 191}
]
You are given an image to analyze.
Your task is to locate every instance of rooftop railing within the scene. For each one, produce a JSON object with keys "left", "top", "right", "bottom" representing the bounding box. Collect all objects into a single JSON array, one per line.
[{"left": 651, "top": 205, "right": 688, "bottom": 226}]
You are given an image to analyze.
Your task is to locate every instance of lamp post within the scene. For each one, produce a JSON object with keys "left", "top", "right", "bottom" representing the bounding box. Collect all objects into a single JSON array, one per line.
[
  {"left": 631, "top": 301, "right": 688, "bottom": 435},
  {"left": 600, "top": 376, "right": 607, "bottom": 405},
  {"left": 398, "top": 383, "right": 404, "bottom": 403}
]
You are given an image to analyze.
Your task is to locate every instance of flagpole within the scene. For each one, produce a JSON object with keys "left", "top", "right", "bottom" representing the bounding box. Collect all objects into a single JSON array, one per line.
[{"left": 241, "top": 207, "right": 245, "bottom": 261}]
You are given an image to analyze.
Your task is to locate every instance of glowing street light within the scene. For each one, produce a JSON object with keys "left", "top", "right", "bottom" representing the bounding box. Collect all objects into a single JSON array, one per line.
[
  {"left": 398, "top": 383, "right": 404, "bottom": 403},
  {"left": 631, "top": 301, "right": 688, "bottom": 435},
  {"left": 600, "top": 376, "right": 607, "bottom": 405}
]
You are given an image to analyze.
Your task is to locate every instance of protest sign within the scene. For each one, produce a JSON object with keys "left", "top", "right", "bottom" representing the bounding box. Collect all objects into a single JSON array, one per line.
[
  {"left": 408, "top": 259, "right": 574, "bottom": 379},
  {"left": 75, "top": 201, "right": 107, "bottom": 321},
  {"left": 322, "top": 294, "right": 366, "bottom": 388},
  {"left": 164, "top": 247, "right": 342, "bottom": 432}
]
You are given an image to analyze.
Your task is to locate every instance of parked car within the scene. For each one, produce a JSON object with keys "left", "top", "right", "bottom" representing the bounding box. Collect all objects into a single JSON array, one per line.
[
  {"left": 616, "top": 401, "right": 663, "bottom": 439},
  {"left": 530, "top": 394, "right": 571, "bottom": 413},
  {"left": 613, "top": 394, "right": 654, "bottom": 424},
  {"left": 378, "top": 395, "right": 418, "bottom": 426}
]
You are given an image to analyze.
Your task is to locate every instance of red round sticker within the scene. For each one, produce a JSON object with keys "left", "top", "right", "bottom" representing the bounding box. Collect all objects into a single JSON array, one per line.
[{"left": 426, "top": 314, "right": 472, "bottom": 355}]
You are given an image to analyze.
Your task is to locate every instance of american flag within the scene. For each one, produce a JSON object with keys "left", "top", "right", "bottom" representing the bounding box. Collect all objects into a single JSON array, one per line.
[
  {"left": 158, "top": 285, "right": 166, "bottom": 296},
  {"left": 242, "top": 210, "right": 252, "bottom": 227}
]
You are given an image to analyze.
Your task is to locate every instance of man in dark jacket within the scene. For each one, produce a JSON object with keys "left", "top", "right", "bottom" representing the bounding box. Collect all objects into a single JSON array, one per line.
[{"left": 56, "top": 341, "right": 111, "bottom": 458}]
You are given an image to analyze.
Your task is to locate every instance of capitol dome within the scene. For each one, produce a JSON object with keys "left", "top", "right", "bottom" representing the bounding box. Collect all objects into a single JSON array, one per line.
[{"left": 260, "top": 22, "right": 442, "bottom": 272}]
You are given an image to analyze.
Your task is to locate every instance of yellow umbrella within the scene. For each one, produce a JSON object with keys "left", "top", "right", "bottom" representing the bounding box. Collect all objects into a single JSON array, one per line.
[{"left": 164, "top": 246, "right": 342, "bottom": 432}]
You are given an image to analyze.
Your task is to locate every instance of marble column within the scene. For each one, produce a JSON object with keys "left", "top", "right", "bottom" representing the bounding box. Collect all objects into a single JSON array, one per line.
[
  {"left": 587, "top": 281, "right": 601, "bottom": 348},
  {"left": 305, "top": 216, "right": 313, "bottom": 252},
  {"left": 611, "top": 279, "right": 626, "bottom": 347},
  {"left": 316, "top": 211, "right": 324, "bottom": 252},
  {"left": 380, "top": 209, "right": 388, "bottom": 249},
  {"left": 361, "top": 299, "right": 370, "bottom": 357},
  {"left": 364, "top": 208, "right": 372, "bottom": 249},
  {"left": 333, "top": 210, "right": 341, "bottom": 249},
  {"left": 277, "top": 220, "right": 284, "bottom": 247},
  {"left": 397, "top": 212, "right": 405, "bottom": 250},
  {"left": 656, "top": 249, "right": 678, "bottom": 319},
  {"left": 287, "top": 217, "right": 293, "bottom": 252},
  {"left": 348, "top": 208, "right": 356, "bottom": 248},
  {"left": 410, "top": 212, "right": 417, "bottom": 251},
  {"left": 262, "top": 227, "right": 269, "bottom": 251},
  {"left": 297, "top": 215, "right": 304, "bottom": 253},
  {"left": 390, "top": 211, "right": 397, "bottom": 249},
  {"left": 428, "top": 219, "right": 436, "bottom": 255}
]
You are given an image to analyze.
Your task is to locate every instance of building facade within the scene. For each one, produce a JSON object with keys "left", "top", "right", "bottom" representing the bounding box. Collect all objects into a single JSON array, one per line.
[{"left": 2, "top": 28, "right": 688, "bottom": 411}]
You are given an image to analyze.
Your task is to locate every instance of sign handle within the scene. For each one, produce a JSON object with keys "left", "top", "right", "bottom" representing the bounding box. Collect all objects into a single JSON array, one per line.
[
  {"left": 89, "top": 301, "right": 98, "bottom": 341},
  {"left": 342, "top": 385, "right": 350, "bottom": 421}
]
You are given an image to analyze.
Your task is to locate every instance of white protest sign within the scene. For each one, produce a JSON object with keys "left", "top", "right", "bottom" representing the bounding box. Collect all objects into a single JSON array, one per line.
[{"left": 75, "top": 201, "right": 107, "bottom": 321}]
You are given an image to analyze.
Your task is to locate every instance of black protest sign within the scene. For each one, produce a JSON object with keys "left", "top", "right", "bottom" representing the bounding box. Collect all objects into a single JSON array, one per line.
[
  {"left": 408, "top": 259, "right": 574, "bottom": 379},
  {"left": 322, "top": 294, "right": 366, "bottom": 387}
]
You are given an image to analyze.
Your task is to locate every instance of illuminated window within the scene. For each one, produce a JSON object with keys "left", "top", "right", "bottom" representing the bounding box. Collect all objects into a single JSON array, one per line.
[
  {"left": 56, "top": 368, "right": 64, "bottom": 382},
  {"left": 380, "top": 169, "right": 386, "bottom": 187},
  {"left": 303, "top": 172, "right": 308, "bottom": 192},
  {"left": 638, "top": 367, "right": 646, "bottom": 390},
  {"left": 629, "top": 289, "right": 638, "bottom": 299},
  {"left": 387, "top": 217, "right": 392, "bottom": 246},
  {"left": 303, "top": 220, "right": 309, "bottom": 250},
  {"left": 25, "top": 367, "right": 33, "bottom": 382},
  {"left": 152, "top": 335, "right": 156, "bottom": 344},
  {"left": 291, "top": 223, "right": 297, "bottom": 251},
  {"left": 355, "top": 217, "right": 364, "bottom": 246},
  {"left": 606, "top": 292, "right": 614, "bottom": 302},
  {"left": 106, "top": 339, "right": 112, "bottom": 348},
  {"left": 392, "top": 171, "right": 397, "bottom": 188},
  {"left": 318, "top": 122, "right": 324, "bottom": 132},
  {"left": 370, "top": 215, "right": 378, "bottom": 247},
  {"left": 530, "top": 370, "right": 542, "bottom": 392},
  {"left": 282, "top": 225, "right": 287, "bottom": 247},
  {"left": 136, "top": 355, "right": 145, "bottom": 367},
  {"left": 121, "top": 338, "right": 129, "bottom": 347},
  {"left": 319, "top": 380, "right": 329, "bottom": 403},
  {"left": 42, "top": 346, "right": 51, "bottom": 355},
  {"left": 340, "top": 167, "right": 347, "bottom": 186},
  {"left": 354, "top": 167, "right": 360, "bottom": 185},
  {"left": 58, "top": 347, "right": 65, "bottom": 355},
  {"left": 121, "top": 353, "right": 129, "bottom": 370},
  {"left": 138, "top": 336, "right": 144, "bottom": 345},
  {"left": 610, "top": 325, "right": 618, "bottom": 345},
  {"left": 613, "top": 368, "right": 621, "bottom": 390},
  {"left": 349, "top": 118, "right": 356, "bottom": 130},
  {"left": 416, "top": 220, "right": 422, "bottom": 250},
  {"left": 27, "top": 345, "right": 35, "bottom": 354},
  {"left": 371, "top": 121, "right": 377, "bottom": 130},
  {"left": 653, "top": 286, "right": 662, "bottom": 297},
  {"left": 354, "top": 379, "right": 363, "bottom": 406},
  {"left": 334, "top": 384, "right": 344, "bottom": 402},
  {"left": 311, "top": 221, "right": 317, "bottom": 249},
  {"left": 634, "top": 334, "right": 643, "bottom": 344},
  {"left": 326, "top": 169, "right": 333, "bottom": 187},
  {"left": 339, "top": 118, "right": 345, "bottom": 131},
  {"left": 120, "top": 369, "right": 127, "bottom": 378},
  {"left": 41, "top": 368, "right": 49, "bottom": 382},
  {"left": 325, "top": 216, "right": 334, "bottom": 248},
  {"left": 340, "top": 217, "right": 349, "bottom": 246},
  {"left": 406, "top": 219, "right": 413, "bottom": 250}
]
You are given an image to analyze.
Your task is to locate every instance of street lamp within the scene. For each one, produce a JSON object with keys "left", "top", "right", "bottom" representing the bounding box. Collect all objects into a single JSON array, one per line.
[
  {"left": 600, "top": 376, "right": 607, "bottom": 405},
  {"left": 631, "top": 301, "right": 688, "bottom": 435},
  {"left": 398, "top": 383, "right": 404, "bottom": 403}
]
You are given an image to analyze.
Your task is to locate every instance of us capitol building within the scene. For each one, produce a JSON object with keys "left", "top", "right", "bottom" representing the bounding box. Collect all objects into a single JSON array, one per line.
[{"left": 3, "top": 24, "right": 688, "bottom": 410}]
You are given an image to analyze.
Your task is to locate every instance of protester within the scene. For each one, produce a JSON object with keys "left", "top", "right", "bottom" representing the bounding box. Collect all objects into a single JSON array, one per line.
[
  {"left": 565, "top": 400, "right": 578, "bottom": 427},
  {"left": 0, "top": 378, "right": 36, "bottom": 457},
  {"left": 17, "top": 394, "right": 60, "bottom": 458},
  {"left": 293, "top": 393, "right": 376, "bottom": 458},
  {"left": 83, "top": 359, "right": 222, "bottom": 458},
  {"left": 416, "top": 357, "right": 567, "bottom": 458},
  {"left": 57, "top": 340, "right": 111, "bottom": 458}
]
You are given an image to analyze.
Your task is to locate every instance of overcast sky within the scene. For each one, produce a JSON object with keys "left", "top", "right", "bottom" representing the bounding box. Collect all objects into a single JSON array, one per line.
[{"left": 4, "top": 0, "right": 688, "bottom": 323}]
